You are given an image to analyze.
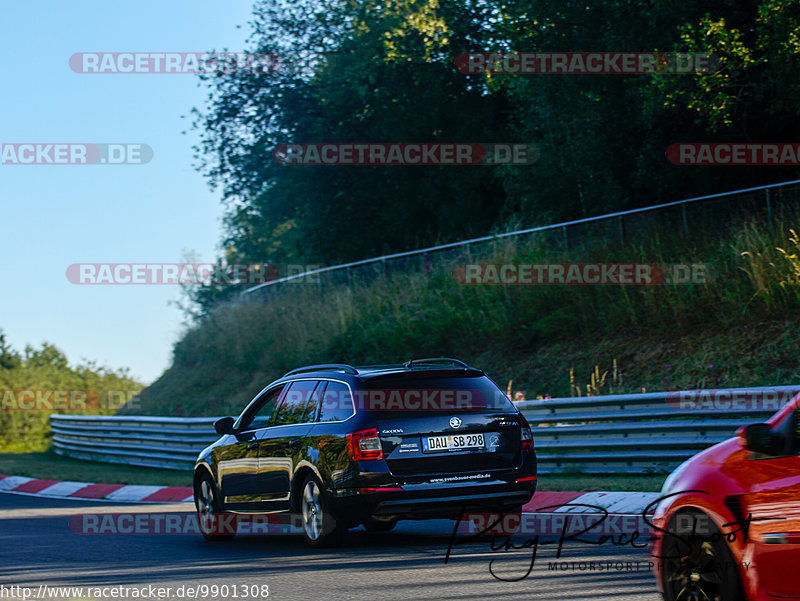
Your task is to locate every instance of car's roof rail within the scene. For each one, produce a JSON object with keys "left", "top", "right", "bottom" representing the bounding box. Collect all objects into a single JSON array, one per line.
[
  {"left": 283, "top": 363, "right": 359, "bottom": 377},
  {"left": 403, "top": 357, "right": 470, "bottom": 369}
]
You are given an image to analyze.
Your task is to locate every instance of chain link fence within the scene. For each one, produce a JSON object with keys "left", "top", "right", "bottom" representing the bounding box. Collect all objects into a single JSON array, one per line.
[{"left": 241, "top": 179, "right": 800, "bottom": 298}]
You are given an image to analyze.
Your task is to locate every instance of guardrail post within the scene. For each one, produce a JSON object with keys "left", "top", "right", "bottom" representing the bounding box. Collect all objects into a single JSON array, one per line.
[
  {"left": 766, "top": 188, "right": 772, "bottom": 222},
  {"left": 562, "top": 226, "right": 568, "bottom": 250},
  {"left": 681, "top": 203, "right": 689, "bottom": 235},
  {"left": 618, "top": 215, "right": 626, "bottom": 244}
]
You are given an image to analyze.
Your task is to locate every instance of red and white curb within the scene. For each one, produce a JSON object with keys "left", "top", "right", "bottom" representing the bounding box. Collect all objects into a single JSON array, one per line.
[
  {"left": 0, "top": 474, "right": 193, "bottom": 503},
  {"left": 524, "top": 490, "right": 660, "bottom": 515},
  {"left": 467, "top": 490, "right": 663, "bottom": 537},
  {"left": 0, "top": 473, "right": 660, "bottom": 529}
]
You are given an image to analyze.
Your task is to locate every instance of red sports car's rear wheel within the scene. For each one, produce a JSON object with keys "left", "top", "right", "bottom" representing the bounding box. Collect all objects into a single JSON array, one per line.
[{"left": 661, "top": 510, "right": 743, "bottom": 601}]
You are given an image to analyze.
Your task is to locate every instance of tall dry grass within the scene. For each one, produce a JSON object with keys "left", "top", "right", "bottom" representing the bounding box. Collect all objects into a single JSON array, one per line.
[{"left": 131, "top": 211, "right": 800, "bottom": 415}]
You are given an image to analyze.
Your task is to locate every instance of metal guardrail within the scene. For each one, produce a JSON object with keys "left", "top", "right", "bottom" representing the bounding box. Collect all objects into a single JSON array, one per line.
[
  {"left": 518, "top": 385, "right": 800, "bottom": 474},
  {"left": 241, "top": 178, "right": 800, "bottom": 296},
  {"left": 51, "top": 385, "right": 800, "bottom": 474},
  {"left": 50, "top": 415, "right": 220, "bottom": 470}
]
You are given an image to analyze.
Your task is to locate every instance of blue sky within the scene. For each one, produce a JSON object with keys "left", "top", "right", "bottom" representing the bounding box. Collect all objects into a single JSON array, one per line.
[{"left": 0, "top": 1, "right": 256, "bottom": 383}]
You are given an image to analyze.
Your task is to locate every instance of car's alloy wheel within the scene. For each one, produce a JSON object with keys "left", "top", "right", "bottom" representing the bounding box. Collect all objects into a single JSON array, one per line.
[
  {"left": 299, "top": 474, "right": 343, "bottom": 547},
  {"left": 195, "top": 473, "right": 235, "bottom": 541},
  {"left": 302, "top": 479, "right": 324, "bottom": 540},
  {"left": 662, "top": 511, "right": 743, "bottom": 601}
]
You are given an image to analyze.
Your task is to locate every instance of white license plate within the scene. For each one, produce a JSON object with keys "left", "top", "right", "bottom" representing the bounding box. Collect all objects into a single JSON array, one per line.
[{"left": 423, "top": 433, "right": 485, "bottom": 452}]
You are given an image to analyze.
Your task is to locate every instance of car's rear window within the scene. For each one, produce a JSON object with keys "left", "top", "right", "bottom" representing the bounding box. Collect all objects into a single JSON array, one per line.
[{"left": 358, "top": 375, "right": 516, "bottom": 418}]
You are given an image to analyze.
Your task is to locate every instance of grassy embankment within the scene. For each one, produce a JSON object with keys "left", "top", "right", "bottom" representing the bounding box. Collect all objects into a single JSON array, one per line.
[
  {"left": 10, "top": 212, "right": 798, "bottom": 491},
  {"left": 130, "top": 214, "right": 800, "bottom": 417}
]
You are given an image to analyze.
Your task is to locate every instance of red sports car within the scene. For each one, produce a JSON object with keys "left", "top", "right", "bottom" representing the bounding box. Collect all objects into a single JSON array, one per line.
[{"left": 651, "top": 392, "right": 800, "bottom": 600}]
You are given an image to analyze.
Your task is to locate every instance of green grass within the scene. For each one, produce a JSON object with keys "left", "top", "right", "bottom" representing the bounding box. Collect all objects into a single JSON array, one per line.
[
  {"left": 128, "top": 212, "right": 800, "bottom": 418},
  {"left": 0, "top": 451, "right": 192, "bottom": 487},
  {"left": 537, "top": 473, "right": 666, "bottom": 492}
]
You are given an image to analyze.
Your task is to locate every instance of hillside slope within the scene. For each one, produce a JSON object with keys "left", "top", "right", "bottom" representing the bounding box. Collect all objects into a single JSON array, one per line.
[
  {"left": 131, "top": 320, "right": 800, "bottom": 417},
  {"left": 126, "top": 216, "right": 800, "bottom": 417}
]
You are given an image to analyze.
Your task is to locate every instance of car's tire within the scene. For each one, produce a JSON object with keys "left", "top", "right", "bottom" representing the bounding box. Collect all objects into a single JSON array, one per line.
[
  {"left": 362, "top": 517, "right": 397, "bottom": 533},
  {"left": 299, "top": 474, "right": 345, "bottom": 547},
  {"left": 194, "top": 472, "right": 236, "bottom": 542},
  {"left": 661, "top": 510, "right": 744, "bottom": 601}
]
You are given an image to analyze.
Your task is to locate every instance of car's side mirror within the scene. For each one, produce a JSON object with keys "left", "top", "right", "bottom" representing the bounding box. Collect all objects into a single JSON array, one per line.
[
  {"left": 743, "top": 423, "right": 778, "bottom": 455},
  {"left": 214, "top": 416, "right": 236, "bottom": 435}
]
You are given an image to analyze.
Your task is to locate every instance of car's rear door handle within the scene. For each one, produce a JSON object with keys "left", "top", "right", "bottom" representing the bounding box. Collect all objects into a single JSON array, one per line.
[
  {"left": 289, "top": 438, "right": 302, "bottom": 449},
  {"left": 248, "top": 441, "right": 260, "bottom": 450}
]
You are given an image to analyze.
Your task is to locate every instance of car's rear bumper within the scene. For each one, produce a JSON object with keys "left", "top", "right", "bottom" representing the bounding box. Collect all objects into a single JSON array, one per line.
[
  {"left": 332, "top": 477, "right": 536, "bottom": 520},
  {"left": 371, "top": 488, "right": 533, "bottom": 518}
]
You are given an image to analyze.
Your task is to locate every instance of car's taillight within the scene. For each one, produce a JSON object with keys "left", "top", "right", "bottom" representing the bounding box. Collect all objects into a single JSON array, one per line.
[
  {"left": 347, "top": 428, "right": 384, "bottom": 461},
  {"left": 519, "top": 415, "right": 534, "bottom": 451}
]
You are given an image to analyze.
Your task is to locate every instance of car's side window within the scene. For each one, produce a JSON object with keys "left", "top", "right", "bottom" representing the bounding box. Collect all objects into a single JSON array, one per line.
[
  {"left": 270, "top": 380, "right": 320, "bottom": 427},
  {"left": 303, "top": 381, "right": 327, "bottom": 423},
  {"left": 238, "top": 385, "right": 286, "bottom": 431},
  {"left": 318, "top": 381, "right": 355, "bottom": 422}
]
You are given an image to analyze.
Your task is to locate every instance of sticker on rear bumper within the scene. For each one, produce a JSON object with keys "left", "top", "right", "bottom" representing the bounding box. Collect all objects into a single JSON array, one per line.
[{"left": 428, "top": 473, "right": 492, "bottom": 483}]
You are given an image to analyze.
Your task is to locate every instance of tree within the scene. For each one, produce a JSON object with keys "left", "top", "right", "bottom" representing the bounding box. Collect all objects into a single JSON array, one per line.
[
  {"left": 189, "top": 0, "right": 800, "bottom": 316},
  {"left": 0, "top": 329, "right": 20, "bottom": 371},
  {"left": 194, "top": 0, "right": 516, "bottom": 269}
]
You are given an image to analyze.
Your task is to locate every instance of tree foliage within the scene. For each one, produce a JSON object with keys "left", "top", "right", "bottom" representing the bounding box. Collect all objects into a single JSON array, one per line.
[
  {"left": 190, "top": 0, "right": 800, "bottom": 312},
  {"left": 0, "top": 330, "right": 144, "bottom": 452}
]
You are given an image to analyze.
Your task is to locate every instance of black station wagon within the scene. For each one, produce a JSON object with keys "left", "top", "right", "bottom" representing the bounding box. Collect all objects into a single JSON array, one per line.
[{"left": 193, "top": 358, "right": 537, "bottom": 546}]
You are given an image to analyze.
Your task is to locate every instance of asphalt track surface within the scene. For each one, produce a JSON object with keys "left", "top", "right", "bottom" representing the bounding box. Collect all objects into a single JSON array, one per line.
[{"left": 0, "top": 491, "right": 661, "bottom": 601}]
